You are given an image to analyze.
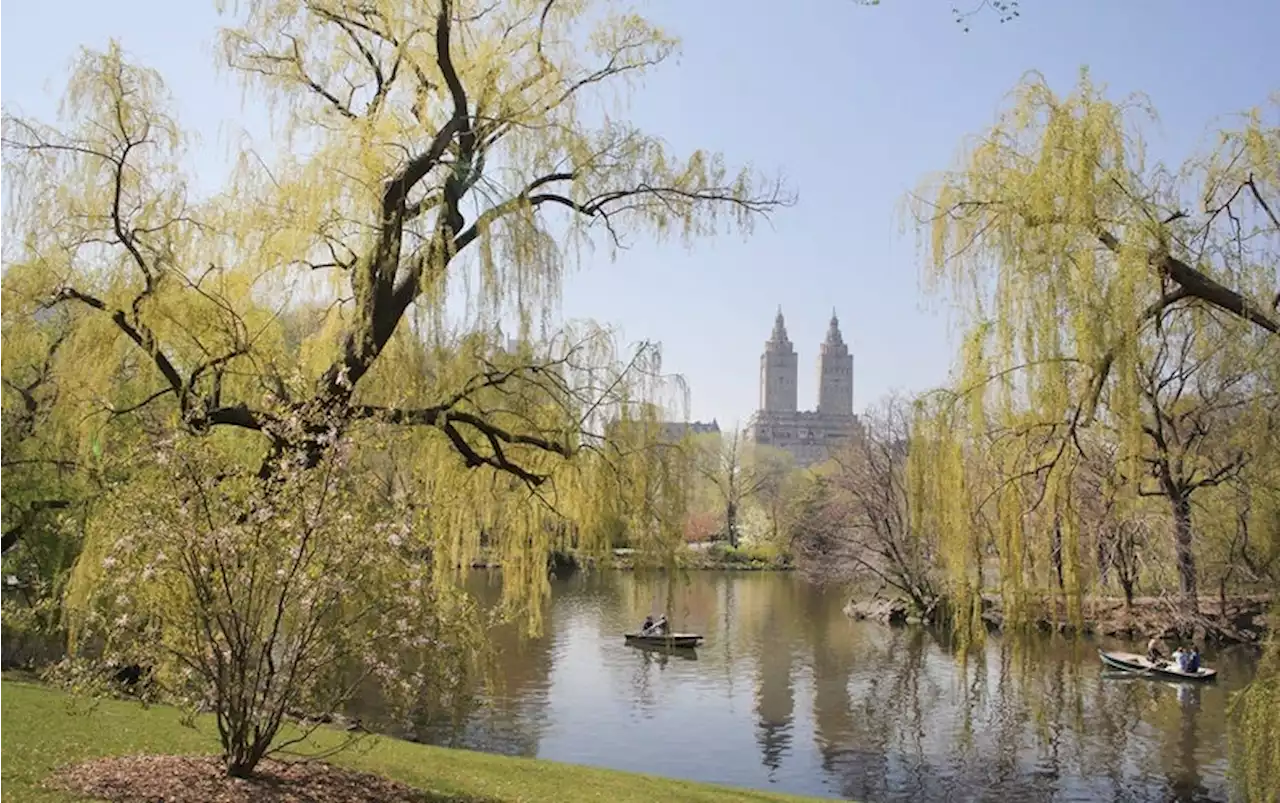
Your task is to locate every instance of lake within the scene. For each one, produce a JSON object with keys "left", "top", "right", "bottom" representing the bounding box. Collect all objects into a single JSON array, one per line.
[{"left": 352, "top": 570, "right": 1260, "bottom": 802}]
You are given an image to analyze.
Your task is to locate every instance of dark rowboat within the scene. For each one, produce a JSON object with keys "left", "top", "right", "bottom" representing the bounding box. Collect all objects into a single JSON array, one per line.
[
  {"left": 627, "top": 641, "right": 700, "bottom": 661},
  {"left": 1098, "top": 650, "right": 1217, "bottom": 682},
  {"left": 624, "top": 633, "right": 704, "bottom": 648}
]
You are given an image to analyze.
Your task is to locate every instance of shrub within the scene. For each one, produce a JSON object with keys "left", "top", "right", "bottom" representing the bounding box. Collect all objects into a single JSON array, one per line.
[{"left": 61, "top": 433, "right": 489, "bottom": 777}]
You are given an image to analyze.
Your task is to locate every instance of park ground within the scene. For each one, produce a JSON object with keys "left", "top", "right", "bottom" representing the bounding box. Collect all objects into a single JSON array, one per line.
[{"left": 0, "top": 679, "right": 828, "bottom": 803}]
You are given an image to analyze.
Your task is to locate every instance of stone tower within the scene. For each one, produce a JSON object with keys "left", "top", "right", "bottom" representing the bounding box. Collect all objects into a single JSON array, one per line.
[
  {"left": 760, "top": 307, "right": 798, "bottom": 412},
  {"left": 817, "top": 309, "right": 853, "bottom": 417}
]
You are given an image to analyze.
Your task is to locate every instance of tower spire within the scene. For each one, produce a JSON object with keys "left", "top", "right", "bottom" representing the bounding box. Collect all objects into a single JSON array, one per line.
[
  {"left": 760, "top": 306, "right": 797, "bottom": 413},
  {"left": 818, "top": 307, "right": 852, "bottom": 417},
  {"left": 824, "top": 309, "right": 844, "bottom": 346},
  {"left": 770, "top": 306, "right": 789, "bottom": 343}
]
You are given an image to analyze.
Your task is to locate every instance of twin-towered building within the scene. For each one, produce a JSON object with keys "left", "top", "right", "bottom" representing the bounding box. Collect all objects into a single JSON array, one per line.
[{"left": 747, "top": 308, "right": 861, "bottom": 467}]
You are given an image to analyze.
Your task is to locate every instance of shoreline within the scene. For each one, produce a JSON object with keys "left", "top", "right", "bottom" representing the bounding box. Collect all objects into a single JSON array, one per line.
[
  {"left": 845, "top": 593, "right": 1273, "bottom": 646},
  {"left": 1, "top": 679, "right": 828, "bottom": 803},
  {"left": 468, "top": 560, "right": 796, "bottom": 572},
  {"left": 466, "top": 547, "right": 797, "bottom": 573}
]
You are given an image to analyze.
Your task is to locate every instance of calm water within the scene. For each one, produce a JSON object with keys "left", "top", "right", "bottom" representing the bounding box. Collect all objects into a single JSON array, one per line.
[{"left": 353, "top": 570, "right": 1259, "bottom": 802}]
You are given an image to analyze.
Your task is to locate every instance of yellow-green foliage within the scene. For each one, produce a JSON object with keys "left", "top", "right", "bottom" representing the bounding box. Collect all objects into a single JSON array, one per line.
[
  {"left": 1229, "top": 605, "right": 1280, "bottom": 803},
  {"left": 906, "top": 65, "right": 1280, "bottom": 794},
  {"left": 3, "top": 2, "right": 787, "bottom": 771},
  {"left": 907, "top": 72, "right": 1156, "bottom": 642},
  {"left": 904, "top": 70, "right": 1279, "bottom": 645},
  {"left": 2, "top": 1, "right": 786, "bottom": 632},
  {"left": 908, "top": 395, "right": 983, "bottom": 647}
]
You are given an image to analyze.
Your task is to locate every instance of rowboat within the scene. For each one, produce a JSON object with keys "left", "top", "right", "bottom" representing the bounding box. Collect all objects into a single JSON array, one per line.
[
  {"left": 623, "top": 633, "right": 704, "bottom": 648},
  {"left": 627, "top": 641, "right": 700, "bottom": 661},
  {"left": 1098, "top": 650, "right": 1217, "bottom": 682}
]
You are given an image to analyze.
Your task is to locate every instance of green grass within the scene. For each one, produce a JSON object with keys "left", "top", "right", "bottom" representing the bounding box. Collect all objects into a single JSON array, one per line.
[{"left": 1, "top": 680, "right": 829, "bottom": 803}]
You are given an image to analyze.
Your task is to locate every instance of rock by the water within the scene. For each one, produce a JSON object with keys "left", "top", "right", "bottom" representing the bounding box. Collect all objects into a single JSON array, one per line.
[
  {"left": 844, "top": 598, "right": 910, "bottom": 625},
  {"left": 843, "top": 592, "right": 1270, "bottom": 646}
]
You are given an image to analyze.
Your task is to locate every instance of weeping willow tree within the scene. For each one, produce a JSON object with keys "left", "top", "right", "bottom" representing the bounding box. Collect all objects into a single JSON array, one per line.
[
  {"left": 1, "top": 295, "right": 77, "bottom": 564},
  {"left": 0, "top": 0, "right": 789, "bottom": 777},
  {"left": 0, "top": 279, "right": 99, "bottom": 659},
  {"left": 1229, "top": 603, "right": 1280, "bottom": 803},
  {"left": 906, "top": 67, "right": 1280, "bottom": 799},
  {"left": 905, "top": 70, "right": 1280, "bottom": 646}
]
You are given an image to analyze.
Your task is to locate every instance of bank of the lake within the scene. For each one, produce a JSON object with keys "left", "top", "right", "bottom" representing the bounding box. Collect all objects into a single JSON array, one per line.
[
  {"left": 845, "top": 593, "right": 1274, "bottom": 645},
  {"left": 468, "top": 544, "right": 796, "bottom": 573},
  {"left": 6, "top": 572, "right": 1265, "bottom": 802},
  {"left": 372, "top": 571, "right": 1263, "bottom": 802},
  {"left": 0, "top": 680, "right": 828, "bottom": 803}
]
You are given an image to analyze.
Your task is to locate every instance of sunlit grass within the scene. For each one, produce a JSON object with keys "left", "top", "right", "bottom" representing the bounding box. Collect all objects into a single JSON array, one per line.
[{"left": 1, "top": 679, "right": 830, "bottom": 802}]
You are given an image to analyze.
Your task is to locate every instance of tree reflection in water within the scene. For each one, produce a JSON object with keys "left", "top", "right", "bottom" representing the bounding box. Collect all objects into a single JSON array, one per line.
[
  {"left": 742, "top": 576, "right": 1253, "bottom": 802},
  {"left": 342, "top": 571, "right": 1257, "bottom": 802},
  {"left": 344, "top": 569, "right": 555, "bottom": 757},
  {"left": 799, "top": 619, "right": 1247, "bottom": 802}
]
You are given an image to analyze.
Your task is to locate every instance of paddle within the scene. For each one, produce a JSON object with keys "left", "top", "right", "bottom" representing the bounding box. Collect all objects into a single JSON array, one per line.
[{"left": 640, "top": 616, "right": 668, "bottom": 637}]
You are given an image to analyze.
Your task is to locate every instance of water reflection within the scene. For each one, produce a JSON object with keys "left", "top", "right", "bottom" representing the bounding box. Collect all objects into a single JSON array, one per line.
[
  {"left": 628, "top": 642, "right": 700, "bottom": 662},
  {"left": 349, "top": 571, "right": 1258, "bottom": 802}
]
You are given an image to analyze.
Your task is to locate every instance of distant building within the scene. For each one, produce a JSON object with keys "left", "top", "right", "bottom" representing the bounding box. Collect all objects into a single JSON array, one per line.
[
  {"left": 658, "top": 419, "right": 722, "bottom": 443},
  {"left": 746, "top": 309, "right": 861, "bottom": 467}
]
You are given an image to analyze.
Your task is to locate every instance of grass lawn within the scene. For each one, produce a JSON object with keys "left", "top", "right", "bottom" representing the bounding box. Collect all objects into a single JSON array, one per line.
[{"left": 1, "top": 680, "right": 830, "bottom": 803}]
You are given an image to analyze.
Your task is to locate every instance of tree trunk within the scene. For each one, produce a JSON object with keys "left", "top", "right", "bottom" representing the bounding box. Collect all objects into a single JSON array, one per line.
[
  {"left": 973, "top": 533, "right": 984, "bottom": 590},
  {"left": 1115, "top": 523, "right": 1140, "bottom": 610},
  {"left": 1051, "top": 515, "right": 1064, "bottom": 591},
  {"left": 1169, "top": 493, "right": 1199, "bottom": 612},
  {"left": 225, "top": 720, "right": 276, "bottom": 777},
  {"left": 1218, "top": 566, "right": 1234, "bottom": 618},
  {"left": 726, "top": 500, "right": 739, "bottom": 548}
]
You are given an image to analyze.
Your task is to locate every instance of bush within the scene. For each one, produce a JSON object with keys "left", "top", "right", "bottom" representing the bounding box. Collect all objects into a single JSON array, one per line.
[
  {"left": 1, "top": 616, "right": 66, "bottom": 671},
  {"left": 744, "top": 543, "right": 783, "bottom": 563},
  {"left": 60, "top": 433, "right": 489, "bottom": 778},
  {"left": 704, "top": 542, "right": 789, "bottom": 567}
]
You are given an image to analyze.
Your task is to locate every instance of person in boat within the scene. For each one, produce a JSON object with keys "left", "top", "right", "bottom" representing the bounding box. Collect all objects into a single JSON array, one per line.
[
  {"left": 1171, "top": 646, "right": 1188, "bottom": 672},
  {"left": 1146, "top": 635, "right": 1166, "bottom": 664},
  {"left": 640, "top": 615, "right": 669, "bottom": 636},
  {"left": 1186, "top": 646, "right": 1201, "bottom": 673}
]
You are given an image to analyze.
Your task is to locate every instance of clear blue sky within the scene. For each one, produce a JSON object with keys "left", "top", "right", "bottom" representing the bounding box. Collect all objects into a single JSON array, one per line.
[{"left": 3, "top": 1, "right": 1276, "bottom": 428}]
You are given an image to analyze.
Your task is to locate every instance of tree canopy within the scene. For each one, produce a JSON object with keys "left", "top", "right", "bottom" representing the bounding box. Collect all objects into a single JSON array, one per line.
[
  {"left": 906, "top": 70, "right": 1279, "bottom": 635},
  {"left": 1, "top": 0, "right": 790, "bottom": 775},
  {"left": 2, "top": 0, "right": 790, "bottom": 578}
]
